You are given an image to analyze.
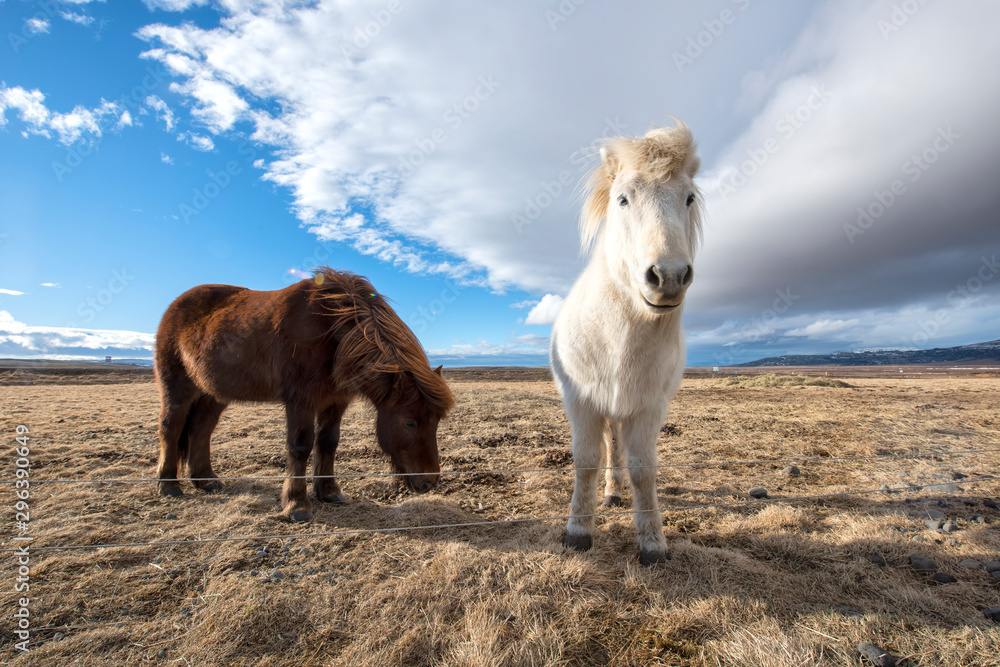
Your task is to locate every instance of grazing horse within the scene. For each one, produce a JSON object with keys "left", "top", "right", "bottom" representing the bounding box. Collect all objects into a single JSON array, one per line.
[
  {"left": 551, "top": 122, "right": 703, "bottom": 564},
  {"left": 154, "top": 267, "right": 454, "bottom": 522}
]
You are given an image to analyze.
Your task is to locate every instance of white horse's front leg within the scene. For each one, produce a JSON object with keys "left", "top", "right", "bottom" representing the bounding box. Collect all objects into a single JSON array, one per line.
[
  {"left": 603, "top": 421, "right": 626, "bottom": 507},
  {"left": 621, "top": 413, "right": 668, "bottom": 565},
  {"left": 564, "top": 408, "right": 606, "bottom": 552}
]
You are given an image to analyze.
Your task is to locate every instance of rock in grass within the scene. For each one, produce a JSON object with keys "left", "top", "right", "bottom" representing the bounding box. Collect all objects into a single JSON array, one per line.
[
  {"left": 909, "top": 554, "right": 937, "bottom": 572},
  {"left": 923, "top": 518, "right": 943, "bottom": 531},
  {"left": 941, "top": 519, "right": 955, "bottom": 533},
  {"left": 926, "top": 508, "right": 947, "bottom": 520},
  {"left": 983, "top": 561, "right": 1000, "bottom": 573},
  {"left": 959, "top": 559, "right": 982, "bottom": 570},
  {"left": 983, "top": 499, "right": 999, "bottom": 509},
  {"left": 782, "top": 465, "right": 801, "bottom": 477},
  {"left": 749, "top": 487, "right": 768, "bottom": 499},
  {"left": 858, "top": 642, "right": 896, "bottom": 667},
  {"left": 984, "top": 607, "right": 1000, "bottom": 622},
  {"left": 870, "top": 554, "right": 888, "bottom": 566},
  {"left": 992, "top": 570, "right": 1000, "bottom": 581},
  {"left": 931, "top": 572, "right": 957, "bottom": 584}
]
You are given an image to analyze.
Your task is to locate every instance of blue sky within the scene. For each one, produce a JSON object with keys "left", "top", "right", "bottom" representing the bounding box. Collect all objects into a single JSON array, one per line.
[{"left": 1, "top": 0, "right": 999, "bottom": 367}]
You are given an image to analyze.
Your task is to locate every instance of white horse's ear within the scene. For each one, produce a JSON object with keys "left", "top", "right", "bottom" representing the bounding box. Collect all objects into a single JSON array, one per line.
[{"left": 599, "top": 144, "right": 620, "bottom": 173}]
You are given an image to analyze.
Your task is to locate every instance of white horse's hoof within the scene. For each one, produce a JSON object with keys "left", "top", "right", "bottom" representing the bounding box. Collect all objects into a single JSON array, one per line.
[
  {"left": 602, "top": 495, "right": 624, "bottom": 508},
  {"left": 563, "top": 534, "right": 592, "bottom": 552},
  {"left": 639, "top": 549, "right": 669, "bottom": 566}
]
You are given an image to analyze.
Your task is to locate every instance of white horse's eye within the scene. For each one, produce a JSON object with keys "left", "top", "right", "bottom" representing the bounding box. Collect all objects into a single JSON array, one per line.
[
  {"left": 686, "top": 193, "right": 695, "bottom": 207},
  {"left": 617, "top": 194, "right": 628, "bottom": 207}
]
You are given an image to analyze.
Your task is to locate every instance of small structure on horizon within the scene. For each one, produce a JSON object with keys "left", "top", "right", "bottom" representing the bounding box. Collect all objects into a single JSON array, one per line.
[{"left": 105, "top": 356, "right": 112, "bottom": 364}]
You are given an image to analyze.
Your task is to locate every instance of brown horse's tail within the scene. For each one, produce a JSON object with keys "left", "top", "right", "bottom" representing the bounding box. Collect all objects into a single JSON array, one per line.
[{"left": 175, "top": 406, "right": 196, "bottom": 472}]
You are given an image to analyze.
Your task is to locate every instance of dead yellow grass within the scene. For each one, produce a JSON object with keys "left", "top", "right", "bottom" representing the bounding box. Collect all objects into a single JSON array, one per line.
[
  {"left": 1, "top": 374, "right": 999, "bottom": 666},
  {"left": 718, "top": 373, "right": 854, "bottom": 389}
]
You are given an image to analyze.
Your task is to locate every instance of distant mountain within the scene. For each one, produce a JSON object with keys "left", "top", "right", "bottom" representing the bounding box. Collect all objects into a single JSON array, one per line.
[{"left": 737, "top": 340, "right": 1000, "bottom": 367}]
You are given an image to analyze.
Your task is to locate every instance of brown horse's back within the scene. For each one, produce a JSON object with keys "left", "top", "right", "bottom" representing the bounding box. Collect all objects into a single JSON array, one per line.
[{"left": 155, "top": 281, "right": 338, "bottom": 407}]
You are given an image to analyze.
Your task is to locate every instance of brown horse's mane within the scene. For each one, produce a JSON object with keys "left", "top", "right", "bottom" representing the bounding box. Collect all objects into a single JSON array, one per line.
[{"left": 309, "top": 267, "right": 454, "bottom": 415}]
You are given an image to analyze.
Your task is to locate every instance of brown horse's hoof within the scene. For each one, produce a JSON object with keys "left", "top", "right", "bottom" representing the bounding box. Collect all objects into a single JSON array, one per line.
[
  {"left": 288, "top": 510, "right": 314, "bottom": 523},
  {"left": 161, "top": 486, "right": 183, "bottom": 497},
  {"left": 563, "top": 533, "right": 592, "bottom": 552},
  {"left": 197, "top": 479, "right": 224, "bottom": 493},
  {"left": 319, "top": 492, "right": 349, "bottom": 505},
  {"left": 602, "top": 495, "right": 624, "bottom": 508},
  {"left": 639, "top": 550, "right": 670, "bottom": 567}
]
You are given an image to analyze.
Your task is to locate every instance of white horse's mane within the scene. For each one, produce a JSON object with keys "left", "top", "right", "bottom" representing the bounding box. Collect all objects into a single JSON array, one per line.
[{"left": 580, "top": 121, "right": 703, "bottom": 255}]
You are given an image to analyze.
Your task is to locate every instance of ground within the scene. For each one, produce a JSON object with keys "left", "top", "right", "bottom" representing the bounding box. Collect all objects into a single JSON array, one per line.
[{"left": 0, "top": 367, "right": 998, "bottom": 666}]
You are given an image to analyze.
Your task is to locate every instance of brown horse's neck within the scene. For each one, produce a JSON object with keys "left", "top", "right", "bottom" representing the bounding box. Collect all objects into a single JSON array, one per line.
[{"left": 310, "top": 267, "right": 454, "bottom": 415}]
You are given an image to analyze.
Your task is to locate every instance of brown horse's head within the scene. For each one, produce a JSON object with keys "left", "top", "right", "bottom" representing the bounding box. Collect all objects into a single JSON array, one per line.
[
  {"left": 374, "top": 367, "right": 452, "bottom": 493},
  {"left": 318, "top": 269, "right": 456, "bottom": 493}
]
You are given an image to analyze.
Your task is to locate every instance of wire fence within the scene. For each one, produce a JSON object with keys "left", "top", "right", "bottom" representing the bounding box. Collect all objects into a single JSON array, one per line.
[
  {"left": 2, "top": 445, "right": 997, "bottom": 554},
  {"left": 5, "top": 446, "right": 1000, "bottom": 485}
]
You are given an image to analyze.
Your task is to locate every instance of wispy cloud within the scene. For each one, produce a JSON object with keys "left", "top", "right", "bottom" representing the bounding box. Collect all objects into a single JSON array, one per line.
[
  {"left": 142, "top": 0, "right": 209, "bottom": 12},
  {"left": 144, "top": 95, "right": 175, "bottom": 131},
  {"left": 60, "top": 11, "right": 95, "bottom": 26},
  {"left": 0, "top": 87, "right": 129, "bottom": 145},
  {"left": 160, "top": 152, "right": 174, "bottom": 164},
  {"left": 39, "top": 282, "right": 61, "bottom": 288},
  {"left": 786, "top": 318, "right": 861, "bottom": 338},
  {"left": 0, "top": 289, "right": 25, "bottom": 296},
  {"left": 24, "top": 17, "right": 50, "bottom": 35},
  {"left": 428, "top": 333, "right": 549, "bottom": 359},
  {"left": 177, "top": 131, "right": 214, "bottom": 151}
]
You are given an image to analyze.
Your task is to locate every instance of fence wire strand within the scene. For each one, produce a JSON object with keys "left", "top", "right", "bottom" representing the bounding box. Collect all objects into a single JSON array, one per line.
[
  {"left": 5, "top": 446, "right": 1000, "bottom": 485},
  {"left": 3, "top": 477, "right": 994, "bottom": 554}
]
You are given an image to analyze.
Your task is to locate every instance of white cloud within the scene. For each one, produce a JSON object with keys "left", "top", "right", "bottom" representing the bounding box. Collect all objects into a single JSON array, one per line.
[
  {"left": 428, "top": 333, "right": 549, "bottom": 359},
  {"left": 177, "top": 131, "right": 214, "bottom": 151},
  {"left": 160, "top": 152, "right": 174, "bottom": 164},
  {"left": 142, "top": 0, "right": 209, "bottom": 11},
  {"left": 0, "top": 87, "right": 129, "bottom": 145},
  {"left": 509, "top": 299, "right": 539, "bottom": 309},
  {"left": 39, "top": 282, "right": 61, "bottom": 288},
  {"left": 524, "top": 294, "right": 564, "bottom": 326},
  {"left": 786, "top": 318, "right": 860, "bottom": 338},
  {"left": 0, "top": 289, "right": 25, "bottom": 296},
  {"left": 60, "top": 11, "right": 95, "bottom": 26},
  {"left": 144, "top": 95, "right": 175, "bottom": 131},
  {"left": 25, "top": 17, "right": 50, "bottom": 34},
  {"left": 134, "top": 1, "right": 1000, "bottom": 318},
  {"left": 0, "top": 310, "right": 155, "bottom": 357}
]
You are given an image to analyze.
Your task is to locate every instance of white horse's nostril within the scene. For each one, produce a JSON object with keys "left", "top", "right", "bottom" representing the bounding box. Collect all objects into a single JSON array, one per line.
[
  {"left": 681, "top": 264, "right": 694, "bottom": 287},
  {"left": 645, "top": 266, "right": 662, "bottom": 288}
]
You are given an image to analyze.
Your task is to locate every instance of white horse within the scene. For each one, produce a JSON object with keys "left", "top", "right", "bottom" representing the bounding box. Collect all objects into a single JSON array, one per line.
[{"left": 550, "top": 122, "right": 702, "bottom": 565}]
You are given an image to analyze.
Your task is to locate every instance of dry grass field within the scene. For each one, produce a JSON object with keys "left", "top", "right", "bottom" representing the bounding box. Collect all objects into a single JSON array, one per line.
[{"left": 1, "top": 368, "right": 999, "bottom": 666}]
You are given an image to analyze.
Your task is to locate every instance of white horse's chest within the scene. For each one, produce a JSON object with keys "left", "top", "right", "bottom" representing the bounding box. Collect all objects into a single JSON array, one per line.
[{"left": 554, "top": 309, "right": 684, "bottom": 420}]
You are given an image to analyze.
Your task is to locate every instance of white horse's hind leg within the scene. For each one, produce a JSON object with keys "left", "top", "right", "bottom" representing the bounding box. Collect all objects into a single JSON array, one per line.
[
  {"left": 603, "top": 421, "right": 626, "bottom": 507},
  {"left": 621, "top": 413, "right": 668, "bottom": 565},
  {"left": 564, "top": 408, "right": 606, "bottom": 552}
]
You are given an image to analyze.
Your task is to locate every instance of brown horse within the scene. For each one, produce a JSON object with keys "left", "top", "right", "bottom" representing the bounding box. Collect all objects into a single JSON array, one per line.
[{"left": 154, "top": 267, "right": 454, "bottom": 522}]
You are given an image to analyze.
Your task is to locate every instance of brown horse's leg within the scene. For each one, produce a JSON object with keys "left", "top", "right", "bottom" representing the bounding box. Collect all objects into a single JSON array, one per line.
[
  {"left": 185, "top": 395, "right": 228, "bottom": 492},
  {"left": 282, "top": 403, "right": 315, "bottom": 522},
  {"left": 315, "top": 402, "right": 349, "bottom": 504},
  {"left": 156, "top": 393, "right": 198, "bottom": 497}
]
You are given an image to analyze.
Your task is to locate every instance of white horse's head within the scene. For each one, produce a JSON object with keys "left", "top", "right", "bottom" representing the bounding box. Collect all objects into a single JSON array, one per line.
[{"left": 581, "top": 122, "right": 702, "bottom": 316}]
